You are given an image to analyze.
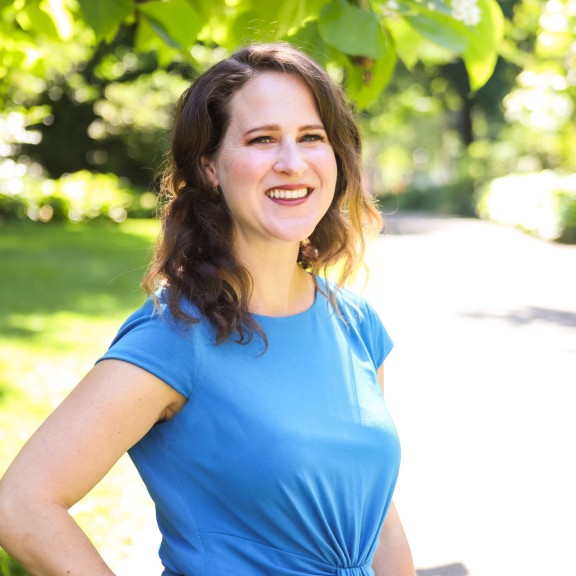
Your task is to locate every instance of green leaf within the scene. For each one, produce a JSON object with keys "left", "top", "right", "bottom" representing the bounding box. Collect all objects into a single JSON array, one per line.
[
  {"left": 293, "top": 17, "right": 395, "bottom": 109},
  {"left": 288, "top": 18, "right": 341, "bottom": 68},
  {"left": 462, "top": 0, "right": 505, "bottom": 91},
  {"left": 299, "top": 0, "right": 330, "bottom": 21},
  {"left": 196, "top": 11, "right": 233, "bottom": 47},
  {"left": 77, "top": 0, "right": 133, "bottom": 41},
  {"left": 40, "top": 0, "right": 74, "bottom": 41},
  {"left": 404, "top": 8, "right": 470, "bottom": 53},
  {"left": 401, "top": 0, "right": 452, "bottom": 15},
  {"left": 386, "top": 15, "right": 423, "bottom": 70},
  {"left": 138, "top": 0, "right": 203, "bottom": 52},
  {"left": 134, "top": 16, "right": 183, "bottom": 66},
  {"left": 225, "top": 10, "right": 284, "bottom": 46},
  {"left": 134, "top": 14, "right": 157, "bottom": 52},
  {"left": 319, "top": 0, "right": 388, "bottom": 59},
  {"left": 140, "top": 13, "right": 181, "bottom": 49},
  {"left": 248, "top": 0, "right": 309, "bottom": 38},
  {"left": 16, "top": 2, "right": 60, "bottom": 39},
  {"left": 223, "top": 0, "right": 326, "bottom": 48},
  {"left": 193, "top": 0, "right": 226, "bottom": 20},
  {"left": 344, "top": 29, "right": 396, "bottom": 109}
]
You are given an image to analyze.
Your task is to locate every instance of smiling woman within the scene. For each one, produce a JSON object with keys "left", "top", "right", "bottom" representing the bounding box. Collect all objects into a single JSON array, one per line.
[
  {"left": 152, "top": 42, "right": 384, "bottom": 343},
  {"left": 201, "top": 72, "right": 338, "bottom": 266},
  {"left": 0, "top": 43, "right": 414, "bottom": 576}
]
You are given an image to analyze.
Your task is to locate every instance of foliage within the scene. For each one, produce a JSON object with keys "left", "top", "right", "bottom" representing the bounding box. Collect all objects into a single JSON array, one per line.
[
  {"left": 0, "top": 25, "right": 185, "bottom": 186},
  {"left": 0, "top": 0, "right": 507, "bottom": 213},
  {"left": 497, "top": 0, "right": 576, "bottom": 172},
  {"left": 0, "top": 0, "right": 92, "bottom": 106},
  {"left": 364, "top": 0, "right": 576, "bottom": 232},
  {"left": 468, "top": 0, "right": 576, "bottom": 237},
  {"left": 3, "top": 0, "right": 576, "bottom": 247},
  {"left": 0, "top": 161, "right": 156, "bottom": 223},
  {"left": 0, "top": 0, "right": 504, "bottom": 111},
  {"left": 477, "top": 171, "right": 576, "bottom": 242},
  {"left": 378, "top": 176, "right": 478, "bottom": 216}
]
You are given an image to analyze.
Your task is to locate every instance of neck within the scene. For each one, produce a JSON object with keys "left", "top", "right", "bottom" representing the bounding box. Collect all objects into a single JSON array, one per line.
[{"left": 234, "top": 239, "right": 314, "bottom": 317}]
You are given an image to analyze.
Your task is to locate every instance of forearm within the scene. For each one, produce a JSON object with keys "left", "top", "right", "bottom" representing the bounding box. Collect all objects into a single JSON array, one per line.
[
  {"left": 0, "top": 361, "right": 182, "bottom": 576},
  {"left": 0, "top": 497, "right": 115, "bottom": 576},
  {"left": 372, "top": 502, "right": 415, "bottom": 576}
]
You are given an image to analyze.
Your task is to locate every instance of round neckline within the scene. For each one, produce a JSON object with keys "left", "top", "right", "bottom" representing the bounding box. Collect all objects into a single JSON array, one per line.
[
  {"left": 251, "top": 287, "right": 319, "bottom": 321},
  {"left": 251, "top": 276, "right": 326, "bottom": 321}
]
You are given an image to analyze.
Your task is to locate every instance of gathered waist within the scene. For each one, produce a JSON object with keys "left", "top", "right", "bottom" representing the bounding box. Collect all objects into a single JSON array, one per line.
[
  {"left": 160, "top": 530, "right": 376, "bottom": 576},
  {"left": 162, "top": 561, "right": 372, "bottom": 576},
  {"left": 336, "top": 560, "right": 373, "bottom": 575}
]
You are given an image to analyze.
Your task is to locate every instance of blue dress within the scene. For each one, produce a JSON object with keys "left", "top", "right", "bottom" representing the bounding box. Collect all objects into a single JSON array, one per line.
[{"left": 99, "top": 279, "right": 401, "bottom": 576}]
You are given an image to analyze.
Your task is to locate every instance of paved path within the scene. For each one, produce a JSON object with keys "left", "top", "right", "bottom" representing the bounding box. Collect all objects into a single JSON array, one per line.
[{"left": 361, "top": 213, "right": 576, "bottom": 576}]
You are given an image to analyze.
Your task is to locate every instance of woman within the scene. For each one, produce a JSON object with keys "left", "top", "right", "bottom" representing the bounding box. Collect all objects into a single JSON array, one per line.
[{"left": 0, "top": 43, "right": 414, "bottom": 576}]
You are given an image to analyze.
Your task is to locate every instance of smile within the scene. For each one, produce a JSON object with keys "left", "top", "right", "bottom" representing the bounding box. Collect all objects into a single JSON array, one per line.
[{"left": 265, "top": 188, "right": 310, "bottom": 200}]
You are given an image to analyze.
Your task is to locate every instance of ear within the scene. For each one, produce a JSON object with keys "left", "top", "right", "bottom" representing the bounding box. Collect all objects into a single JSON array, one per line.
[{"left": 200, "top": 155, "right": 219, "bottom": 188}]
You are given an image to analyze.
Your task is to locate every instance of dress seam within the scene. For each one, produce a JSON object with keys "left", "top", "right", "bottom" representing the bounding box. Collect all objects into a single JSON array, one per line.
[{"left": 197, "top": 530, "right": 326, "bottom": 563}]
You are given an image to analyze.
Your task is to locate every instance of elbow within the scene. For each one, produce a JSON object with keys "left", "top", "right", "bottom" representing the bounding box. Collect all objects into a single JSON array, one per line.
[
  {"left": 0, "top": 473, "right": 51, "bottom": 552},
  {"left": 0, "top": 478, "right": 43, "bottom": 574},
  {"left": 0, "top": 476, "right": 27, "bottom": 548}
]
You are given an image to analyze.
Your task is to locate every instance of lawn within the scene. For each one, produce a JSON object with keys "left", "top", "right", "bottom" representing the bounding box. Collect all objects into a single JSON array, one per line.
[{"left": 0, "top": 219, "right": 163, "bottom": 575}]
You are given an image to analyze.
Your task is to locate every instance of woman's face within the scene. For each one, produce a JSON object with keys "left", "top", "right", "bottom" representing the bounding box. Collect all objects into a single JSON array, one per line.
[{"left": 202, "top": 72, "right": 338, "bottom": 256}]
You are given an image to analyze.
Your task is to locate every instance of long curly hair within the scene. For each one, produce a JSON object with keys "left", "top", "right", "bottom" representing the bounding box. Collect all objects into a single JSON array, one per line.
[{"left": 143, "top": 42, "right": 383, "bottom": 345}]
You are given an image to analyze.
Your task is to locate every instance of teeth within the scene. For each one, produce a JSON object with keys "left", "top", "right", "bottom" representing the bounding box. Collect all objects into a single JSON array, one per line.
[{"left": 266, "top": 188, "right": 309, "bottom": 199}]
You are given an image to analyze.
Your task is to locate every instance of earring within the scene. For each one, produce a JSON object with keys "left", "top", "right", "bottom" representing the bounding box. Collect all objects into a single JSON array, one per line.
[{"left": 213, "top": 185, "right": 221, "bottom": 196}]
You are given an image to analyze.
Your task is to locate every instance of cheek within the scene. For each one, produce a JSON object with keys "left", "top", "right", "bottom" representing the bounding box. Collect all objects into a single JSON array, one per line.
[
  {"left": 217, "top": 153, "right": 267, "bottom": 189},
  {"left": 319, "top": 149, "right": 338, "bottom": 182},
  {"left": 324, "top": 156, "right": 339, "bottom": 197}
]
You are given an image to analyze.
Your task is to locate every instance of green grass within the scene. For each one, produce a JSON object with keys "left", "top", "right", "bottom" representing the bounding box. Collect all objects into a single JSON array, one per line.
[
  {"left": 0, "top": 219, "right": 161, "bottom": 574},
  {"left": 0, "top": 550, "right": 30, "bottom": 576}
]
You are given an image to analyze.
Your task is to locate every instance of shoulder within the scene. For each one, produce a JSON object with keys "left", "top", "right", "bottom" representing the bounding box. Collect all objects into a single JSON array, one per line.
[
  {"left": 317, "top": 275, "right": 379, "bottom": 326},
  {"left": 111, "top": 287, "right": 213, "bottom": 341},
  {"left": 97, "top": 288, "right": 213, "bottom": 398},
  {"left": 317, "top": 276, "right": 393, "bottom": 367}
]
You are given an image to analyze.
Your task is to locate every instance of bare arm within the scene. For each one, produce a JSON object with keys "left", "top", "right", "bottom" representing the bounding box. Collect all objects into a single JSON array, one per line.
[
  {"left": 371, "top": 365, "right": 415, "bottom": 576},
  {"left": 0, "top": 359, "right": 185, "bottom": 576},
  {"left": 372, "top": 501, "right": 414, "bottom": 576}
]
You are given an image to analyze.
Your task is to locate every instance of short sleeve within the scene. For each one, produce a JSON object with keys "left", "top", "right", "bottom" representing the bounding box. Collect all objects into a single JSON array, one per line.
[
  {"left": 96, "top": 297, "right": 198, "bottom": 398},
  {"left": 362, "top": 299, "right": 393, "bottom": 369}
]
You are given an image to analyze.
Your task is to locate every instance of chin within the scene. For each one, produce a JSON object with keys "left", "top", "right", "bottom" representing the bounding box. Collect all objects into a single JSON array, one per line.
[
  {"left": 277, "top": 218, "right": 324, "bottom": 240},
  {"left": 274, "top": 227, "right": 320, "bottom": 245}
]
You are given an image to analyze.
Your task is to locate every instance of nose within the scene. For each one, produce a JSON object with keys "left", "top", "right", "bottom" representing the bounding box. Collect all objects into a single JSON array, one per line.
[{"left": 273, "top": 140, "right": 307, "bottom": 176}]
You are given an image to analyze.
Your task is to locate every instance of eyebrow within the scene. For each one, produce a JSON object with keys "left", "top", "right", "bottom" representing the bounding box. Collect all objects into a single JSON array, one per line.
[{"left": 243, "top": 123, "right": 326, "bottom": 137}]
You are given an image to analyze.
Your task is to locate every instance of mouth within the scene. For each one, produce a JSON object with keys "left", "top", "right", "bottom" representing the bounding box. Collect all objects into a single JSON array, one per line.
[{"left": 265, "top": 187, "right": 311, "bottom": 200}]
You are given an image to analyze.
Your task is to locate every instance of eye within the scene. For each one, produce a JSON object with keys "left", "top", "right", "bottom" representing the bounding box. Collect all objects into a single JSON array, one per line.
[
  {"left": 248, "top": 135, "right": 274, "bottom": 145},
  {"left": 300, "top": 133, "right": 326, "bottom": 143}
]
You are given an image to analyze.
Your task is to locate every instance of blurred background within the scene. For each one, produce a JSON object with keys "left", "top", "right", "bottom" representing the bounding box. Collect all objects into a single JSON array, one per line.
[{"left": 1, "top": 1, "right": 575, "bottom": 575}]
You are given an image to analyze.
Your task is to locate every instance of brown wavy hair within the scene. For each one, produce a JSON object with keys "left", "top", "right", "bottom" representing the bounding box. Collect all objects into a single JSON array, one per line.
[{"left": 143, "top": 42, "right": 383, "bottom": 345}]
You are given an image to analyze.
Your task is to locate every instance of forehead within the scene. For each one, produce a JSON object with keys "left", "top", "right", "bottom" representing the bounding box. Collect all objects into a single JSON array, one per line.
[{"left": 227, "top": 72, "right": 322, "bottom": 128}]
